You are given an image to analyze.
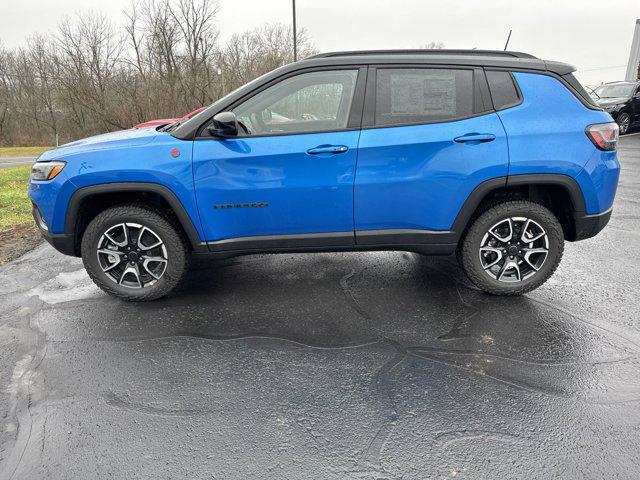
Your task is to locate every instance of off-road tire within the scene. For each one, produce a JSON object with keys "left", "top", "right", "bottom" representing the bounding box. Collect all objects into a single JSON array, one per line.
[
  {"left": 459, "top": 200, "right": 564, "bottom": 295},
  {"left": 81, "top": 204, "right": 189, "bottom": 301}
]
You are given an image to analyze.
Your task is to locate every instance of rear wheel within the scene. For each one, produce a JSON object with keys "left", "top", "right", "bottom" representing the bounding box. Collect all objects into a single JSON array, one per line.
[
  {"left": 81, "top": 204, "right": 189, "bottom": 301},
  {"left": 459, "top": 200, "right": 564, "bottom": 295},
  {"left": 617, "top": 112, "right": 631, "bottom": 135}
]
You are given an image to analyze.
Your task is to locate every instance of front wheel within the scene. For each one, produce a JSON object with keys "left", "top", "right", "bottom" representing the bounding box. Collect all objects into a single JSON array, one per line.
[
  {"left": 81, "top": 204, "right": 189, "bottom": 301},
  {"left": 459, "top": 201, "right": 564, "bottom": 295}
]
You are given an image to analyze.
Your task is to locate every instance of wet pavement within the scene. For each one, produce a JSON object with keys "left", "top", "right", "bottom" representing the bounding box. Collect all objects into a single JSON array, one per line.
[
  {"left": 0, "top": 157, "right": 37, "bottom": 170},
  {"left": 1, "top": 135, "right": 639, "bottom": 479}
]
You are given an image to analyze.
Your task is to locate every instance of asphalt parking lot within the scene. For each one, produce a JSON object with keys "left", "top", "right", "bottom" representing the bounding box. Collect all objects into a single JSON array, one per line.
[{"left": 1, "top": 134, "right": 639, "bottom": 479}]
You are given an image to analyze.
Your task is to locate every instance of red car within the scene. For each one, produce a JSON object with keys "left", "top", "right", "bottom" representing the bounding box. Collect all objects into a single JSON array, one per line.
[{"left": 132, "top": 106, "right": 206, "bottom": 129}]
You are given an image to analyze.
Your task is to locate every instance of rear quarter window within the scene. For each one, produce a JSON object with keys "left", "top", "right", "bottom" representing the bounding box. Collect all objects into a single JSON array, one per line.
[{"left": 486, "top": 70, "right": 522, "bottom": 110}]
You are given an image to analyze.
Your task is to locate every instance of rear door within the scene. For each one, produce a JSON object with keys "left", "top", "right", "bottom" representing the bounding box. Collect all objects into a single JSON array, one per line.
[{"left": 354, "top": 66, "right": 509, "bottom": 246}]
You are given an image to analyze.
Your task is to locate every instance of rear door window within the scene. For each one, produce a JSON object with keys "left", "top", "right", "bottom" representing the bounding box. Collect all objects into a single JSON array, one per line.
[{"left": 375, "top": 68, "right": 475, "bottom": 126}]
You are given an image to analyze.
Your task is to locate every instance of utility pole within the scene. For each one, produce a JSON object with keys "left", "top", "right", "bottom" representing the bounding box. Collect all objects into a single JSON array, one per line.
[
  {"left": 292, "top": 0, "right": 298, "bottom": 61},
  {"left": 626, "top": 19, "right": 640, "bottom": 81},
  {"left": 503, "top": 29, "right": 512, "bottom": 51}
]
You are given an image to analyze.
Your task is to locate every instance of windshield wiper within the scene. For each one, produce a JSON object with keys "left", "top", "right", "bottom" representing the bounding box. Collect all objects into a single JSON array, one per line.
[{"left": 161, "top": 121, "right": 181, "bottom": 132}]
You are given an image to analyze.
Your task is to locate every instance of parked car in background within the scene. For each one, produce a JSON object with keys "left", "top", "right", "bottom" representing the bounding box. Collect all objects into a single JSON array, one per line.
[
  {"left": 29, "top": 50, "right": 620, "bottom": 301},
  {"left": 132, "top": 106, "right": 207, "bottom": 129},
  {"left": 592, "top": 81, "right": 640, "bottom": 135}
]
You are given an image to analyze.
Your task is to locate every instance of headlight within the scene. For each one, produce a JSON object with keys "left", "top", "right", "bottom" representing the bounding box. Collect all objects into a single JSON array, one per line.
[
  {"left": 604, "top": 104, "right": 622, "bottom": 111},
  {"left": 30, "top": 161, "right": 66, "bottom": 181}
]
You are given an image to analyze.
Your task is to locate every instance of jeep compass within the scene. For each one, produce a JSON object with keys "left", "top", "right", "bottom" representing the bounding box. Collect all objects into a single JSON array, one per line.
[{"left": 29, "top": 50, "right": 620, "bottom": 301}]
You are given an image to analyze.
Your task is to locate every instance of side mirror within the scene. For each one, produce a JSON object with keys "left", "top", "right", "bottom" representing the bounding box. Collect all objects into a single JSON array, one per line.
[{"left": 207, "top": 112, "right": 239, "bottom": 138}]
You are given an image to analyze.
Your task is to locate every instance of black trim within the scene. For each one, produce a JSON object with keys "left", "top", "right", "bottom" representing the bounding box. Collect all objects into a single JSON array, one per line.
[
  {"left": 208, "top": 231, "right": 354, "bottom": 252},
  {"left": 355, "top": 229, "right": 456, "bottom": 245},
  {"left": 476, "top": 68, "right": 493, "bottom": 113},
  {"left": 32, "top": 207, "right": 76, "bottom": 256},
  {"left": 310, "top": 50, "right": 539, "bottom": 60},
  {"left": 449, "top": 174, "right": 589, "bottom": 241},
  {"left": 206, "top": 230, "right": 456, "bottom": 257},
  {"left": 506, "top": 174, "right": 586, "bottom": 212},
  {"left": 450, "top": 177, "right": 508, "bottom": 234},
  {"left": 572, "top": 207, "right": 612, "bottom": 242},
  {"left": 65, "top": 183, "right": 208, "bottom": 254}
]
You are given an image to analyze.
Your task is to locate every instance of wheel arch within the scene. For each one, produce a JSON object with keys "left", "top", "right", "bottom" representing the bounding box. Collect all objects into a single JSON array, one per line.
[
  {"left": 452, "top": 174, "right": 587, "bottom": 242},
  {"left": 65, "top": 183, "right": 207, "bottom": 256}
]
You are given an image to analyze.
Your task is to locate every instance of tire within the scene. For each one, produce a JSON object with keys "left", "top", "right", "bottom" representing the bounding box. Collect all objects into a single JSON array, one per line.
[
  {"left": 81, "top": 204, "right": 190, "bottom": 301},
  {"left": 617, "top": 112, "right": 631, "bottom": 135},
  {"left": 459, "top": 200, "right": 564, "bottom": 296}
]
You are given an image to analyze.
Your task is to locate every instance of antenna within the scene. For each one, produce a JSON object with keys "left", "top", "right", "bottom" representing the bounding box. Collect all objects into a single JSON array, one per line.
[{"left": 504, "top": 29, "right": 513, "bottom": 51}]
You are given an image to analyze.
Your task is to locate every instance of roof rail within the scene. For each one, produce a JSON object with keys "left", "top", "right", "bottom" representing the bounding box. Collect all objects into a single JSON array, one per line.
[{"left": 308, "top": 49, "right": 538, "bottom": 60}]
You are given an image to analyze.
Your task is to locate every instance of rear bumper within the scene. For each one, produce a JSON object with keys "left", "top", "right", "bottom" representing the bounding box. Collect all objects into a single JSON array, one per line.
[
  {"left": 571, "top": 207, "right": 612, "bottom": 241},
  {"left": 32, "top": 205, "right": 77, "bottom": 256}
]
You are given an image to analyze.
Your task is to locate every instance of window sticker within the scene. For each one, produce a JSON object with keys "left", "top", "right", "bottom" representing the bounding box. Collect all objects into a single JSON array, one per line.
[{"left": 390, "top": 72, "right": 456, "bottom": 116}]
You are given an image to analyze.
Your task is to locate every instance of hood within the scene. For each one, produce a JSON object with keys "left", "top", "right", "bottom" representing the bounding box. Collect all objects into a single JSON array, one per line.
[
  {"left": 37, "top": 128, "right": 164, "bottom": 162},
  {"left": 596, "top": 97, "right": 628, "bottom": 107}
]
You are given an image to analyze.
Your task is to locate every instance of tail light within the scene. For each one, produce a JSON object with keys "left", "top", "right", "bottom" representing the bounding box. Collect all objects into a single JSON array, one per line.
[{"left": 585, "top": 123, "right": 619, "bottom": 151}]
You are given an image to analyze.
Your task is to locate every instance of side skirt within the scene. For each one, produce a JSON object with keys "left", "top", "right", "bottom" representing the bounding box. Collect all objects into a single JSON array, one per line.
[{"left": 205, "top": 230, "right": 457, "bottom": 258}]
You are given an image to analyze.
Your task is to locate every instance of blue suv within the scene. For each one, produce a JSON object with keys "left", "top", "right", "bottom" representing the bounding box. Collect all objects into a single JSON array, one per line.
[{"left": 29, "top": 50, "right": 620, "bottom": 301}]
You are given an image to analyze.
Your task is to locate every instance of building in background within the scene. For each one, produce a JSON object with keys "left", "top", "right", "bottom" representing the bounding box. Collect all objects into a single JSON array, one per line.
[{"left": 626, "top": 19, "right": 640, "bottom": 81}]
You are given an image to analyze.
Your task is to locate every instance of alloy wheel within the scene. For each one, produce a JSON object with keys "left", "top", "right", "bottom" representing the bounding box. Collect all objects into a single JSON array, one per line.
[
  {"left": 96, "top": 223, "right": 168, "bottom": 288},
  {"left": 478, "top": 217, "right": 549, "bottom": 283},
  {"left": 619, "top": 115, "right": 630, "bottom": 135}
]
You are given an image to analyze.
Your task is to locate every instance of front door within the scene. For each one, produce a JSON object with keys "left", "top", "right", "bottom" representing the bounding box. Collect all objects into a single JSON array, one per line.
[{"left": 192, "top": 68, "right": 364, "bottom": 250}]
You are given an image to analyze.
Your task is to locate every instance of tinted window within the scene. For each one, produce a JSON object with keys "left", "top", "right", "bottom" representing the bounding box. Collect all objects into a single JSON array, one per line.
[
  {"left": 375, "top": 68, "right": 474, "bottom": 126},
  {"left": 232, "top": 69, "right": 358, "bottom": 135},
  {"left": 486, "top": 71, "right": 521, "bottom": 110}
]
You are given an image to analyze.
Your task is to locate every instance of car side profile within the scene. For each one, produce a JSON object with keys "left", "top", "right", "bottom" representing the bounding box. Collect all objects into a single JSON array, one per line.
[
  {"left": 593, "top": 81, "right": 640, "bottom": 135},
  {"left": 29, "top": 49, "right": 620, "bottom": 301}
]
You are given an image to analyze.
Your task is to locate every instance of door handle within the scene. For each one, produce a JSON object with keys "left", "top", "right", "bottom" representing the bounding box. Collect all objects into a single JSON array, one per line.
[
  {"left": 306, "top": 145, "right": 349, "bottom": 155},
  {"left": 454, "top": 133, "right": 496, "bottom": 144}
]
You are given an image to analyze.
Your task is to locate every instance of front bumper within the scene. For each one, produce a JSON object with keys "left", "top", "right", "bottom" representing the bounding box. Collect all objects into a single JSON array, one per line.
[
  {"left": 572, "top": 207, "right": 612, "bottom": 241},
  {"left": 32, "top": 204, "right": 76, "bottom": 256}
]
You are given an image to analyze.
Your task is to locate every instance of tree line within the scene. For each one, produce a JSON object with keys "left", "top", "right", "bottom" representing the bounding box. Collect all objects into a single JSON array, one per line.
[{"left": 0, "top": 0, "right": 315, "bottom": 147}]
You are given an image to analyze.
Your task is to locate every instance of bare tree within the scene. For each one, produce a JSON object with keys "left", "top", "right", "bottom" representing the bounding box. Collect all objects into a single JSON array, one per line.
[{"left": 0, "top": 0, "right": 318, "bottom": 147}]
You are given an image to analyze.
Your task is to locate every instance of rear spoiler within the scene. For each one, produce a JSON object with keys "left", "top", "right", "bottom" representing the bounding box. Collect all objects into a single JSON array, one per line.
[{"left": 544, "top": 60, "right": 576, "bottom": 76}]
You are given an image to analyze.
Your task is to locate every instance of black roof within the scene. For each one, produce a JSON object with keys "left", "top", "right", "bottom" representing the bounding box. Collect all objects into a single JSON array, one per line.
[
  {"left": 310, "top": 49, "right": 538, "bottom": 59},
  {"left": 172, "top": 49, "right": 576, "bottom": 140},
  {"left": 298, "top": 49, "right": 574, "bottom": 76}
]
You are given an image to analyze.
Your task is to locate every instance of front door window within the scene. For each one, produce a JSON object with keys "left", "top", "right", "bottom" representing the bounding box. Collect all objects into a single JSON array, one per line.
[{"left": 232, "top": 70, "right": 359, "bottom": 136}]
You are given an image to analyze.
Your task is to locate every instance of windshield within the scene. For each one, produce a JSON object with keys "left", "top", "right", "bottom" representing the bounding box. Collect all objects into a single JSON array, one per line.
[{"left": 593, "top": 84, "right": 635, "bottom": 99}]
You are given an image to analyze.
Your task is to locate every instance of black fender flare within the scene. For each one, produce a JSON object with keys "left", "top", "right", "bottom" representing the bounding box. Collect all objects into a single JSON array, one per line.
[
  {"left": 450, "top": 174, "right": 587, "bottom": 239},
  {"left": 65, "top": 182, "right": 208, "bottom": 252}
]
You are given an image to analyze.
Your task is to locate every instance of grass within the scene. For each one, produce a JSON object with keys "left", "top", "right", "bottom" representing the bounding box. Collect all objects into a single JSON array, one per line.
[
  {"left": 0, "top": 146, "right": 53, "bottom": 158},
  {"left": 0, "top": 165, "right": 33, "bottom": 230}
]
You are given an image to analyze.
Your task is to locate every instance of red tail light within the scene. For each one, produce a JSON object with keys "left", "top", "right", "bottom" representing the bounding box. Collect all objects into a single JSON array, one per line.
[{"left": 585, "top": 123, "right": 619, "bottom": 151}]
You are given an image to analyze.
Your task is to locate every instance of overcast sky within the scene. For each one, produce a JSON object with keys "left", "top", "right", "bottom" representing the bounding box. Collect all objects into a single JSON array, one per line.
[{"left": 1, "top": 0, "right": 638, "bottom": 85}]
